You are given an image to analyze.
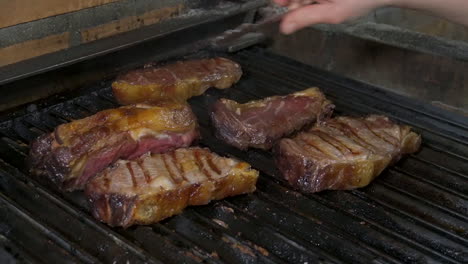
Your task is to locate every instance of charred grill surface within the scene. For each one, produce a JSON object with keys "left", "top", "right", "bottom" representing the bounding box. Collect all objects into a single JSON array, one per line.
[
  {"left": 28, "top": 103, "right": 199, "bottom": 191},
  {"left": 86, "top": 147, "right": 259, "bottom": 227},
  {"left": 275, "top": 115, "right": 421, "bottom": 193},
  {"left": 0, "top": 49, "right": 467, "bottom": 263},
  {"left": 211, "top": 87, "right": 334, "bottom": 150},
  {"left": 112, "top": 57, "right": 242, "bottom": 104}
]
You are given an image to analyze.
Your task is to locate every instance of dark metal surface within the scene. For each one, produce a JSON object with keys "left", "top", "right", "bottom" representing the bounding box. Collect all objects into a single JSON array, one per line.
[{"left": 0, "top": 48, "right": 467, "bottom": 263}]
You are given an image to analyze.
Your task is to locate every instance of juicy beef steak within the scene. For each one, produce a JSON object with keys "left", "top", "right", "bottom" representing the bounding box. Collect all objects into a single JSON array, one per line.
[
  {"left": 29, "top": 103, "right": 199, "bottom": 191},
  {"left": 112, "top": 57, "right": 242, "bottom": 105},
  {"left": 85, "top": 147, "right": 259, "bottom": 227},
  {"left": 211, "top": 87, "right": 334, "bottom": 150},
  {"left": 275, "top": 115, "right": 421, "bottom": 193}
]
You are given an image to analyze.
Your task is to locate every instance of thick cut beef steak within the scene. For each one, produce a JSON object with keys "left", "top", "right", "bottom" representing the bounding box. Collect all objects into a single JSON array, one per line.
[
  {"left": 211, "top": 87, "right": 334, "bottom": 150},
  {"left": 112, "top": 57, "right": 242, "bottom": 104},
  {"left": 85, "top": 147, "right": 259, "bottom": 227},
  {"left": 275, "top": 115, "right": 421, "bottom": 193},
  {"left": 29, "top": 103, "right": 199, "bottom": 191}
]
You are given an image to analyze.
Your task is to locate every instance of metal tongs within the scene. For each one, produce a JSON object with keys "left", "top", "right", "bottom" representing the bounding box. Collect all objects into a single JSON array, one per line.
[
  {"left": 210, "top": 5, "right": 289, "bottom": 52},
  {"left": 210, "top": 1, "right": 318, "bottom": 52}
]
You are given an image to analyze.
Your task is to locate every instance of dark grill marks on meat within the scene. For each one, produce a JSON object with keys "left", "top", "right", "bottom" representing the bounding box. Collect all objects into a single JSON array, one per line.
[
  {"left": 275, "top": 115, "right": 421, "bottom": 193},
  {"left": 28, "top": 103, "right": 199, "bottom": 191},
  {"left": 194, "top": 149, "right": 213, "bottom": 180},
  {"left": 126, "top": 163, "right": 137, "bottom": 188},
  {"left": 162, "top": 153, "right": 180, "bottom": 184},
  {"left": 136, "top": 159, "right": 151, "bottom": 184},
  {"left": 85, "top": 148, "right": 259, "bottom": 227},
  {"left": 172, "top": 151, "right": 188, "bottom": 183},
  {"left": 211, "top": 87, "right": 334, "bottom": 150},
  {"left": 207, "top": 155, "right": 222, "bottom": 175},
  {"left": 112, "top": 57, "right": 242, "bottom": 105},
  {"left": 338, "top": 117, "right": 396, "bottom": 153}
]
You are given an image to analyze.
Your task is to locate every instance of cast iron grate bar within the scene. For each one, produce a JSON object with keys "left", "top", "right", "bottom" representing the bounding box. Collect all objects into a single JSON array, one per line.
[
  {"left": 0, "top": 235, "right": 37, "bottom": 264},
  {"left": 0, "top": 160, "right": 163, "bottom": 264},
  {"left": 0, "top": 192, "right": 98, "bottom": 264}
]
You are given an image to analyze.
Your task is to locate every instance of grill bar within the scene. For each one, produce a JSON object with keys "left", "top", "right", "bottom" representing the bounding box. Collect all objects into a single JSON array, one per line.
[
  {"left": 0, "top": 162, "right": 162, "bottom": 264},
  {"left": 0, "top": 234, "right": 38, "bottom": 264},
  {"left": 0, "top": 192, "right": 97, "bottom": 264},
  {"left": 0, "top": 48, "right": 466, "bottom": 263}
]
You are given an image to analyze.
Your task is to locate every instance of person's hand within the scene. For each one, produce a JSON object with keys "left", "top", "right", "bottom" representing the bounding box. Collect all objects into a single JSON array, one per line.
[{"left": 274, "top": 0, "right": 389, "bottom": 34}]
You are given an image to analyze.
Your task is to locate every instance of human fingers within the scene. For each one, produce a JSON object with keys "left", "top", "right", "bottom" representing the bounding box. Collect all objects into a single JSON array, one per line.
[
  {"left": 280, "top": 4, "right": 340, "bottom": 34},
  {"left": 288, "top": 0, "right": 316, "bottom": 10}
]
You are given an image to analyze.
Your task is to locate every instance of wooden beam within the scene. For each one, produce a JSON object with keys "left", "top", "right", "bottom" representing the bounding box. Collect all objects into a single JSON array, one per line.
[
  {"left": 81, "top": 5, "right": 184, "bottom": 43},
  {"left": 0, "top": 32, "right": 70, "bottom": 67},
  {"left": 0, "top": 0, "right": 120, "bottom": 29}
]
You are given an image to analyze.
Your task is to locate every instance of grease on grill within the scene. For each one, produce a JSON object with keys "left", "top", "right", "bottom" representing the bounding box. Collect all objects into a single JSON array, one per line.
[
  {"left": 222, "top": 236, "right": 256, "bottom": 258},
  {"left": 212, "top": 218, "right": 229, "bottom": 229}
]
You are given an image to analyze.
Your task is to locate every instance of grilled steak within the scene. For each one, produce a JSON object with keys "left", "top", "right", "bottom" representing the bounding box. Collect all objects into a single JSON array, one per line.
[
  {"left": 85, "top": 147, "right": 259, "bottom": 227},
  {"left": 275, "top": 115, "right": 421, "bottom": 193},
  {"left": 112, "top": 57, "right": 242, "bottom": 105},
  {"left": 29, "top": 103, "right": 199, "bottom": 191},
  {"left": 211, "top": 87, "right": 334, "bottom": 150}
]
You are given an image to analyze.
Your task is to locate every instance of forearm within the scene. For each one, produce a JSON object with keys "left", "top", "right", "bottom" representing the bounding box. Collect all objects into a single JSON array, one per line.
[{"left": 389, "top": 0, "right": 468, "bottom": 26}]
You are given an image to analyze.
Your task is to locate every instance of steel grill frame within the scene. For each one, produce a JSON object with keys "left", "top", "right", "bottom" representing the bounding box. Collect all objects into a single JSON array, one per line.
[{"left": 0, "top": 47, "right": 467, "bottom": 263}]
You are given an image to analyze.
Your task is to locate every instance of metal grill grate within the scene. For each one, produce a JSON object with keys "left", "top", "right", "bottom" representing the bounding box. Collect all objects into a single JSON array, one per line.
[{"left": 0, "top": 48, "right": 466, "bottom": 263}]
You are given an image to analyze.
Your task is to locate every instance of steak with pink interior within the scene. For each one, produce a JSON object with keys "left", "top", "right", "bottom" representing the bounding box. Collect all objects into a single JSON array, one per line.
[
  {"left": 29, "top": 103, "right": 199, "bottom": 191},
  {"left": 211, "top": 87, "right": 334, "bottom": 150},
  {"left": 275, "top": 115, "right": 421, "bottom": 193}
]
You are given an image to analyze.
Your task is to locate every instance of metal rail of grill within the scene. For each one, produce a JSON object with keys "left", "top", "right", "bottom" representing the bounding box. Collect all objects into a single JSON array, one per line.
[{"left": 0, "top": 48, "right": 467, "bottom": 264}]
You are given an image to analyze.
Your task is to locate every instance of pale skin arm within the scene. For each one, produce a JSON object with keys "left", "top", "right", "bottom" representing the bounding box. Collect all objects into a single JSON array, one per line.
[{"left": 274, "top": 0, "right": 468, "bottom": 34}]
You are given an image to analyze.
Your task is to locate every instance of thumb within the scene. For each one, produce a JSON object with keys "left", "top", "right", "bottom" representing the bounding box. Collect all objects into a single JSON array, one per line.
[{"left": 280, "top": 4, "right": 340, "bottom": 34}]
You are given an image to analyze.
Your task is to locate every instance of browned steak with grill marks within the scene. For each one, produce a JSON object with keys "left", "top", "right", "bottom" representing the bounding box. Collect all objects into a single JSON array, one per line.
[
  {"left": 112, "top": 57, "right": 242, "bottom": 104},
  {"left": 29, "top": 102, "right": 199, "bottom": 191},
  {"left": 85, "top": 147, "right": 259, "bottom": 227},
  {"left": 275, "top": 115, "right": 421, "bottom": 193},
  {"left": 211, "top": 87, "right": 334, "bottom": 150}
]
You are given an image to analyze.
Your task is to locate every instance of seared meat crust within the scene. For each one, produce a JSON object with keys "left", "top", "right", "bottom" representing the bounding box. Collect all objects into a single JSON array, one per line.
[
  {"left": 275, "top": 115, "right": 421, "bottom": 193},
  {"left": 85, "top": 147, "right": 259, "bottom": 227},
  {"left": 112, "top": 57, "right": 242, "bottom": 104},
  {"left": 211, "top": 87, "right": 334, "bottom": 150},
  {"left": 29, "top": 103, "right": 199, "bottom": 191}
]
